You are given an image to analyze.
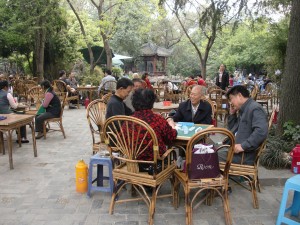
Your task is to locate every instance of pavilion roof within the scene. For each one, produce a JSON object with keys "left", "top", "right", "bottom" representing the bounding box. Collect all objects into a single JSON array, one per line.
[{"left": 140, "top": 42, "right": 173, "bottom": 57}]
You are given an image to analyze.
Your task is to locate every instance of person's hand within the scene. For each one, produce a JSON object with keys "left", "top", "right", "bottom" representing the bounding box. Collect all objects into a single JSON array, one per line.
[
  {"left": 229, "top": 104, "right": 237, "bottom": 115},
  {"left": 234, "top": 144, "right": 244, "bottom": 154},
  {"left": 167, "top": 118, "right": 176, "bottom": 129}
]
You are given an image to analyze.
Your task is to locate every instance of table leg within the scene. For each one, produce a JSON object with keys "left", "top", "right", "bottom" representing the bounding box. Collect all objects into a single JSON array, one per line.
[
  {"left": 29, "top": 121, "right": 37, "bottom": 157},
  {"left": 7, "top": 130, "right": 14, "bottom": 169},
  {"left": 0, "top": 132, "right": 4, "bottom": 154}
]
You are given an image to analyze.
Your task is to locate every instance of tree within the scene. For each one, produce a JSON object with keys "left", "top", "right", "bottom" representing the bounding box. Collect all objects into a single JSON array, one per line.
[
  {"left": 159, "top": 0, "right": 248, "bottom": 79},
  {"left": 278, "top": 0, "right": 300, "bottom": 133}
]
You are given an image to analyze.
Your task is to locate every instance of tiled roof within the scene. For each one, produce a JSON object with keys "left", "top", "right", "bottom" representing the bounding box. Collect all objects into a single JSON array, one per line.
[{"left": 140, "top": 42, "right": 173, "bottom": 57}]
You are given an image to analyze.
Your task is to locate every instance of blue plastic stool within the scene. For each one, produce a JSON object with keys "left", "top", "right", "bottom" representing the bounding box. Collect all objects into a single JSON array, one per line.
[
  {"left": 276, "top": 175, "right": 300, "bottom": 225},
  {"left": 87, "top": 154, "right": 114, "bottom": 197}
]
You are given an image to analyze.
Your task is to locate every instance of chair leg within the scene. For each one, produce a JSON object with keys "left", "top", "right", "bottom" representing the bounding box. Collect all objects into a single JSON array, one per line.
[
  {"left": 59, "top": 122, "right": 66, "bottom": 139},
  {"left": 148, "top": 187, "right": 157, "bottom": 225},
  {"left": 250, "top": 180, "right": 259, "bottom": 209},
  {"left": 185, "top": 187, "right": 192, "bottom": 225},
  {"left": 223, "top": 191, "right": 233, "bottom": 225},
  {"left": 109, "top": 179, "right": 119, "bottom": 215}
]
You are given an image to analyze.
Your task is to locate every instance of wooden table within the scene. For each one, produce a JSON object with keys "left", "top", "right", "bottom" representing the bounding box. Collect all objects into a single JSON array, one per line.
[
  {"left": 0, "top": 114, "right": 37, "bottom": 169},
  {"left": 77, "top": 86, "right": 98, "bottom": 101},
  {"left": 153, "top": 102, "right": 179, "bottom": 114}
]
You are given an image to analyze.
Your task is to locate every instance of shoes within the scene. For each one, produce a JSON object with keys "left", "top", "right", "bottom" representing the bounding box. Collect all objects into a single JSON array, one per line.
[
  {"left": 69, "top": 105, "right": 77, "bottom": 109},
  {"left": 15, "top": 139, "right": 29, "bottom": 143},
  {"left": 35, "top": 133, "right": 44, "bottom": 139}
]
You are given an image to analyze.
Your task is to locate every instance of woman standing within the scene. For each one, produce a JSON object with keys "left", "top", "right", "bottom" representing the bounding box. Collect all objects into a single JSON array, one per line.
[
  {"left": 35, "top": 80, "right": 62, "bottom": 139},
  {"left": 141, "top": 72, "right": 153, "bottom": 89}
]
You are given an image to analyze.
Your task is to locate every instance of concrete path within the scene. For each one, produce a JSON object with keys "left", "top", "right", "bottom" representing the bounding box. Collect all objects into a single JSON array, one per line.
[{"left": 0, "top": 108, "right": 294, "bottom": 225}]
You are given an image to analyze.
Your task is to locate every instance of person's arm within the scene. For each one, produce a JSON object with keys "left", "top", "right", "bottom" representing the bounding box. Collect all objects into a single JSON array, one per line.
[
  {"left": 241, "top": 108, "right": 268, "bottom": 152},
  {"left": 171, "top": 105, "right": 184, "bottom": 122},
  {"left": 7, "top": 93, "right": 18, "bottom": 109},
  {"left": 160, "top": 117, "right": 177, "bottom": 145},
  {"left": 42, "top": 92, "right": 54, "bottom": 108}
]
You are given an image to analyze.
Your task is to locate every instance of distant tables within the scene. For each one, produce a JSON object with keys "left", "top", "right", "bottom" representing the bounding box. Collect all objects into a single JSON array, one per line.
[
  {"left": 77, "top": 86, "right": 98, "bottom": 101},
  {"left": 0, "top": 114, "right": 37, "bottom": 169},
  {"left": 153, "top": 102, "right": 179, "bottom": 114}
]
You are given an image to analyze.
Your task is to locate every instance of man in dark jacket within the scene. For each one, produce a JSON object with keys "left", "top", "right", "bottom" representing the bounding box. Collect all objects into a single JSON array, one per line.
[
  {"left": 167, "top": 85, "right": 212, "bottom": 125},
  {"left": 218, "top": 85, "right": 268, "bottom": 165},
  {"left": 216, "top": 64, "right": 229, "bottom": 90}
]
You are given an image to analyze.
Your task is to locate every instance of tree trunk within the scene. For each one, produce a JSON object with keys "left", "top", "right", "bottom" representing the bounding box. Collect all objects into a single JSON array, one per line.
[
  {"left": 200, "top": 60, "right": 207, "bottom": 79},
  {"left": 277, "top": 0, "right": 300, "bottom": 134},
  {"left": 34, "top": 24, "right": 46, "bottom": 82},
  {"left": 103, "top": 37, "right": 112, "bottom": 70}
]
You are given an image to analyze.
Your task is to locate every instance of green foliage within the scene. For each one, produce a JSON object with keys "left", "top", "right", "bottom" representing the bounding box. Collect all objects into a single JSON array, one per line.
[
  {"left": 111, "top": 67, "right": 123, "bottom": 77},
  {"left": 283, "top": 121, "right": 300, "bottom": 143},
  {"left": 260, "top": 126, "right": 292, "bottom": 169},
  {"left": 81, "top": 66, "right": 103, "bottom": 86}
]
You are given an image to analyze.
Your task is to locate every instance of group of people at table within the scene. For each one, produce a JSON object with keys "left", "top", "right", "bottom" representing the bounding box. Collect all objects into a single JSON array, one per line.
[
  {"left": 0, "top": 67, "right": 268, "bottom": 170},
  {"left": 105, "top": 76, "right": 268, "bottom": 171}
]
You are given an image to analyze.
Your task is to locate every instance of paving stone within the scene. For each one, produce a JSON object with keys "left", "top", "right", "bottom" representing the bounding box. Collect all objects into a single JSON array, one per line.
[{"left": 0, "top": 108, "right": 295, "bottom": 224}]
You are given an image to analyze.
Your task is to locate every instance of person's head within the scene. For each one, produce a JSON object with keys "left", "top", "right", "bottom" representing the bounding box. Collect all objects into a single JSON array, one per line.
[
  {"left": 226, "top": 85, "right": 250, "bottom": 110},
  {"left": 141, "top": 72, "right": 149, "bottom": 80},
  {"left": 115, "top": 78, "right": 133, "bottom": 99},
  {"left": 0, "top": 74, "right": 6, "bottom": 81},
  {"left": 40, "top": 80, "right": 53, "bottom": 92},
  {"left": 132, "top": 78, "right": 144, "bottom": 91},
  {"left": 69, "top": 72, "right": 76, "bottom": 79},
  {"left": 132, "top": 73, "right": 140, "bottom": 79},
  {"left": 230, "top": 74, "right": 234, "bottom": 78},
  {"left": 132, "top": 88, "right": 156, "bottom": 111},
  {"left": 105, "top": 69, "right": 112, "bottom": 76},
  {"left": 59, "top": 70, "right": 66, "bottom": 78},
  {"left": 0, "top": 80, "right": 9, "bottom": 90},
  {"left": 219, "top": 64, "right": 225, "bottom": 72},
  {"left": 189, "top": 85, "right": 203, "bottom": 106},
  {"left": 197, "top": 75, "right": 203, "bottom": 79}
]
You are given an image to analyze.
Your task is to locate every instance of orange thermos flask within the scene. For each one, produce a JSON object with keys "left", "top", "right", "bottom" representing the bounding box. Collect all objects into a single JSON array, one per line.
[{"left": 75, "top": 159, "right": 88, "bottom": 193}]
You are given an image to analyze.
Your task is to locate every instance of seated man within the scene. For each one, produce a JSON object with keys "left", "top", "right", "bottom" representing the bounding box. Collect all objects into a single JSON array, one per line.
[
  {"left": 98, "top": 69, "right": 116, "bottom": 96},
  {"left": 106, "top": 78, "right": 134, "bottom": 119},
  {"left": 167, "top": 85, "right": 212, "bottom": 125},
  {"left": 218, "top": 85, "right": 268, "bottom": 165},
  {"left": 123, "top": 78, "right": 144, "bottom": 112}
]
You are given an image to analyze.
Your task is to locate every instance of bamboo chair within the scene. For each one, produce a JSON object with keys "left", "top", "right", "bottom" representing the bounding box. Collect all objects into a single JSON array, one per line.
[
  {"left": 203, "top": 98, "right": 217, "bottom": 126},
  {"left": 43, "top": 93, "right": 67, "bottom": 139},
  {"left": 208, "top": 89, "right": 229, "bottom": 124},
  {"left": 219, "top": 109, "right": 276, "bottom": 209},
  {"left": 100, "top": 93, "right": 113, "bottom": 104},
  {"left": 98, "top": 80, "right": 117, "bottom": 98},
  {"left": 27, "top": 86, "right": 44, "bottom": 110},
  {"left": 103, "top": 116, "right": 177, "bottom": 225},
  {"left": 86, "top": 99, "right": 107, "bottom": 154},
  {"left": 53, "top": 80, "right": 80, "bottom": 109},
  {"left": 256, "top": 83, "right": 273, "bottom": 116},
  {"left": 173, "top": 127, "right": 235, "bottom": 225}
]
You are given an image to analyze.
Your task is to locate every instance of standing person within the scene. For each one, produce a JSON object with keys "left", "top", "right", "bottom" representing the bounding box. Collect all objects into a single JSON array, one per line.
[
  {"left": 98, "top": 69, "right": 116, "bottom": 95},
  {"left": 68, "top": 72, "right": 79, "bottom": 109},
  {"left": 229, "top": 74, "right": 234, "bottom": 87},
  {"left": 0, "top": 80, "right": 29, "bottom": 143},
  {"left": 35, "top": 80, "right": 62, "bottom": 139},
  {"left": 141, "top": 72, "right": 153, "bottom": 89},
  {"left": 167, "top": 85, "right": 212, "bottom": 125},
  {"left": 218, "top": 85, "right": 268, "bottom": 165},
  {"left": 216, "top": 64, "right": 229, "bottom": 90},
  {"left": 106, "top": 78, "right": 134, "bottom": 119}
]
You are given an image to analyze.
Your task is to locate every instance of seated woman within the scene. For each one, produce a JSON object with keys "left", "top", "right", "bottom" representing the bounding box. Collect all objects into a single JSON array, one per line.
[
  {"left": 35, "top": 80, "right": 62, "bottom": 139},
  {"left": 130, "top": 88, "right": 177, "bottom": 172},
  {"left": 0, "top": 80, "right": 29, "bottom": 143}
]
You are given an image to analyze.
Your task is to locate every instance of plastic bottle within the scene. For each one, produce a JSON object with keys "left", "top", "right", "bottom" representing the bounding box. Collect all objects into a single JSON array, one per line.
[
  {"left": 84, "top": 97, "right": 90, "bottom": 109},
  {"left": 291, "top": 144, "right": 300, "bottom": 174},
  {"left": 75, "top": 159, "right": 88, "bottom": 193}
]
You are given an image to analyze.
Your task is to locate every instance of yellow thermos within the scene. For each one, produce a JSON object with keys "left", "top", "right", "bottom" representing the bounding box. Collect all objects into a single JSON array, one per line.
[{"left": 75, "top": 159, "right": 88, "bottom": 193}]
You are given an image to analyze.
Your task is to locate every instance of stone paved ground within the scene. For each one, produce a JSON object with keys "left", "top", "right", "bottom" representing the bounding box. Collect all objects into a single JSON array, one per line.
[{"left": 0, "top": 107, "right": 294, "bottom": 225}]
